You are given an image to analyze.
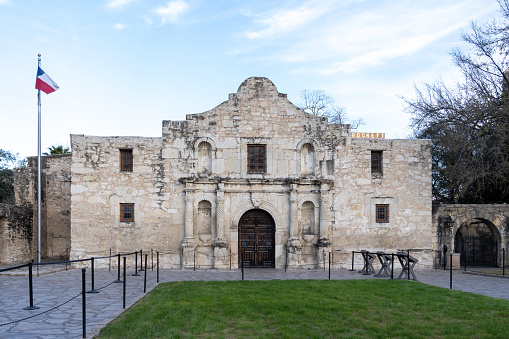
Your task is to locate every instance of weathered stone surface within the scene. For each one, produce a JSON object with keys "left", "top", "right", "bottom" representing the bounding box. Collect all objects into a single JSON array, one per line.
[
  {"left": 0, "top": 203, "right": 33, "bottom": 263},
  {"left": 67, "top": 77, "right": 433, "bottom": 269}
]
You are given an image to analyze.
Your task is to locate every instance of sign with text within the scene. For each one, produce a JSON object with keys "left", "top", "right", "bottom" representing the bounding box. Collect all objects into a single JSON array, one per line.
[{"left": 351, "top": 132, "right": 385, "bottom": 139}]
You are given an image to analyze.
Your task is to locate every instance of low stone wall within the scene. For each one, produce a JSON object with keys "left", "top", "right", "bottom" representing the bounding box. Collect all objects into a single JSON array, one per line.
[{"left": 0, "top": 203, "right": 33, "bottom": 264}]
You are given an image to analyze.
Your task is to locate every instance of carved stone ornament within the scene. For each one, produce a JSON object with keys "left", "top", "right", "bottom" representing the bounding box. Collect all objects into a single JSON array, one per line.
[
  {"left": 315, "top": 237, "right": 331, "bottom": 247},
  {"left": 251, "top": 193, "right": 262, "bottom": 208}
]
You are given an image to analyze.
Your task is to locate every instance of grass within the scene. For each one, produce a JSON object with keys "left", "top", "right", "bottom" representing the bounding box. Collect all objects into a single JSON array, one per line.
[{"left": 97, "top": 279, "right": 509, "bottom": 338}]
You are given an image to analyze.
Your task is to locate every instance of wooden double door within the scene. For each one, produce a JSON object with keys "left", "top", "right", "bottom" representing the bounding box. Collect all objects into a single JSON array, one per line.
[{"left": 239, "top": 209, "right": 275, "bottom": 268}]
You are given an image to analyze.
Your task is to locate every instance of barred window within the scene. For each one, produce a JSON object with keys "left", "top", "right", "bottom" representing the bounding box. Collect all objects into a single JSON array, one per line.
[
  {"left": 120, "top": 203, "right": 134, "bottom": 222},
  {"left": 376, "top": 204, "right": 389, "bottom": 223},
  {"left": 248, "top": 145, "right": 266, "bottom": 173},
  {"left": 371, "top": 151, "right": 382, "bottom": 174},
  {"left": 120, "top": 149, "right": 133, "bottom": 172}
]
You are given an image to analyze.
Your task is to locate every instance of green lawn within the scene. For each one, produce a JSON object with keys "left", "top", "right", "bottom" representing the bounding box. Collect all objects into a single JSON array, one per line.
[{"left": 97, "top": 279, "right": 509, "bottom": 338}]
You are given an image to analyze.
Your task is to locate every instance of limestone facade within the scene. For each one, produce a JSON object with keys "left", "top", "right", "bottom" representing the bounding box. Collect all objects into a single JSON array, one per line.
[
  {"left": 3, "top": 154, "right": 72, "bottom": 263},
  {"left": 67, "top": 77, "right": 433, "bottom": 269}
]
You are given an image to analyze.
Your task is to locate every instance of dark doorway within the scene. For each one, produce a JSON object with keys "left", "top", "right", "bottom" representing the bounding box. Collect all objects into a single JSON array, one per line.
[
  {"left": 455, "top": 221, "right": 498, "bottom": 267},
  {"left": 238, "top": 209, "right": 275, "bottom": 268}
]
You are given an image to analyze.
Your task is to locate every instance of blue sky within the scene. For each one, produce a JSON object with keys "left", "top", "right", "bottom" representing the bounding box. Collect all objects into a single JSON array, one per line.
[{"left": 0, "top": 0, "right": 501, "bottom": 159}]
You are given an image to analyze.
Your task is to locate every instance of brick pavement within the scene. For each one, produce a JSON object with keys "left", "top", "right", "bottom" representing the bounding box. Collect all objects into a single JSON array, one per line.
[{"left": 1, "top": 265, "right": 508, "bottom": 339}]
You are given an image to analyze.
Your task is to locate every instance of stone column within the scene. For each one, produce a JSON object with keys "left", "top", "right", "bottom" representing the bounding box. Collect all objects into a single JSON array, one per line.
[
  {"left": 317, "top": 183, "right": 331, "bottom": 269},
  {"left": 182, "top": 186, "right": 196, "bottom": 269},
  {"left": 287, "top": 184, "right": 301, "bottom": 268},
  {"left": 213, "top": 183, "right": 228, "bottom": 268},
  {"left": 319, "top": 184, "right": 330, "bottom": 242}
]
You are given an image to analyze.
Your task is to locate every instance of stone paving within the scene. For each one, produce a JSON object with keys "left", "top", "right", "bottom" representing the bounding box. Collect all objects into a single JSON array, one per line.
[{"left": 1, "top": 264, "right": 508, "bottom": 339}]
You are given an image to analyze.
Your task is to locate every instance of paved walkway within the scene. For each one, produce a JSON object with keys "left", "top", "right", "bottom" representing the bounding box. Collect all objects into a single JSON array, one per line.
[{"left": 1, "top": 265, "right": 508, "bottom": 339}]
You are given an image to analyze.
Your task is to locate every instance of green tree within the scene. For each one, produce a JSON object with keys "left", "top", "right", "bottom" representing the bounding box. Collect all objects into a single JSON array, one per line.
[
  {"left": 403, "top": 0, "right": 509, "bottom": 203},
  {"left": 0, "top": 149, "right": 18, "bottom": 203},
  {"left": 43, "top": 145, "right": 70, "bottom": 155}
]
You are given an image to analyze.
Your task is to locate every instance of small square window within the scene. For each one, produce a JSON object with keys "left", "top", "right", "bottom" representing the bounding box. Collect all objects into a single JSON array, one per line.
[
  {"left": 376, "top": 204, "right": 389, "bottom": 223},
  {"left": 247, "top": 145, "right": 266, "bottom": 173},
  {"left": 120, "top": 203, "right": 134, "bottom": 222},
  {"left": 371, "top": 151, "right": 382, "bottom": 174},
  {"left": 120, "top": 149, "right": 133, "bottom": 172}
]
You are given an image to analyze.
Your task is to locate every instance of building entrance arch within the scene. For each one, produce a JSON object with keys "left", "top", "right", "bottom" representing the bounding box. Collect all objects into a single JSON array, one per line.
[
  {"left": 238, "top": 209, "right": 275, "bottom": 268},
  {"left": 454, "top": 218, "right": 500, "bottom": 267}
]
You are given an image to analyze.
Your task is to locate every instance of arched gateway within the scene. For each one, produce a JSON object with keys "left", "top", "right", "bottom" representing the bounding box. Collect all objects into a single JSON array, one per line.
[{"left": 238, "top": 209, "right": 275, "bottom": 268}]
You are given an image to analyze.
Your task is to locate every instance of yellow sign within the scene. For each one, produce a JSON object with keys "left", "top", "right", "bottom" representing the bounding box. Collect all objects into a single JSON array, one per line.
[{"left": 351, "top": 132, "right": 385, "bottom": 139}]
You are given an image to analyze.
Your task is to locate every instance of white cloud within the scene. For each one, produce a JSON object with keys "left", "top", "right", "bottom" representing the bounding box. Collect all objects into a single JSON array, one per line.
[
  {"left": 106, "top": 0, "right": 136, "bottom": 9},
  {"left": 0, "top": 0, "right": 10, "bottom": 4},
  {"left": 153, "top": 1, "right": 189, "bottom": 25},
  {"left": 243, "top": 2, "right": 331, "bottom": 40},
  {"left": 113, "top": 23, "right": 127, "bottom": 30},
  {"left": 239, "top": 0, "right": 499, "bottom": 75}
]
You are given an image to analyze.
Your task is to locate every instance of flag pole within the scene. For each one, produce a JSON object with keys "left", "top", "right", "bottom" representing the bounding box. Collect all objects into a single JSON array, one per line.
[{"left": 37, "top": 53, "right": 42, "bottom": 264}]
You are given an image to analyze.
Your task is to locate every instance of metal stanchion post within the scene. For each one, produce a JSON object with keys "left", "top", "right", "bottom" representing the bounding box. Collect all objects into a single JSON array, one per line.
[
  {"left": 229, "top": 247, "right": 232, "bottom": 270},
  {"left": 82, "top": 268, "right": 86, "bottom": 339},
  {"left": 443, "top": 245, "right": 447, "bottom": 270},
  {"left": 144, "top": 254, "right": 148, "bottom": 293},
  {"left": 115, "top": 253, "right": 122, "bottom": 283},
  {"left": 391, "top": 253, "right": 394, "bottom": 280},
  {"left": 109, "top": 248, "right": 111, "bottom": 271},
  {"left": 133, "top": 251, "right": 140, "bottom": 276},
  {"left": 151, "top": 249, "right": 154, "bottom": 271},
  {"left": 449, "top": 253, "right": 453, "bottom": 290},
  {"left": 285, "top": 246, "right": 288, "bottom": 273},
  {"left": 241, "top": 251, "right": 244, "bottom": 281},
  {"left": 88, "top": 257, "right": 99, "bottom": 293},
  {"left": 350, "top": 251, "right": 355, "bottom": 271},
  {"left": 140, "top": 249, "right": 144, "bottom": 271},
  {"left": 123, "top": 257, "right": 127, "bottom": 308},
  {"left": 328, "top": 252, "right": 331, "bottom": 280},
  {"left": 24, "top": 262, "right": 39, "bottom": 310},
  {"left": 157, "top": 251, "right": 160, "bottom": 283},
  {"left": 193, "top": 247, "right": 196, "bottom": 271}
]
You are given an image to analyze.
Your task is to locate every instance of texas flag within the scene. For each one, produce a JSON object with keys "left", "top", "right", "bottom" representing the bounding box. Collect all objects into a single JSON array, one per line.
[{"left": 35, "top": 67, "right": 59, "bottom": 94}]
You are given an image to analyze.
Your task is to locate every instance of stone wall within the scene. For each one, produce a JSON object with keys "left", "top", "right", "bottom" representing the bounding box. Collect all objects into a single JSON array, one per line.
[
  {"left": 0, "top": 203, "right": 33, "bottom": 264},
  {"left": 10, "top": 154, "right": 71, "bottom": 261},
  {"left": 69, "top": 77, "right": 433, "bottom": 270},
  {"left": 434, "top": 204, "right": 509, "bottom": 267}
]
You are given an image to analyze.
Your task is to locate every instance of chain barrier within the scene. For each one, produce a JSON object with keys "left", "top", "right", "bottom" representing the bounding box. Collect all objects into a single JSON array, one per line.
[{"left": 0, "top": 292, "right": 82, "bottom": 327}]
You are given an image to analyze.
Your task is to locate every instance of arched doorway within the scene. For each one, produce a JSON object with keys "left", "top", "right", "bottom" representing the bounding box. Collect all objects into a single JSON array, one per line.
[
  {"left": 454, "top": 218, "right": 500, "bottom": 267},
  {"left": 238, "top": 209, "right": 275, "bottom": 268}
]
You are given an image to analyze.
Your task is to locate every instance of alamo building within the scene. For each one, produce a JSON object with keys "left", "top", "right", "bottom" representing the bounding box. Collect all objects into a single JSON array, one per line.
[{"left": 1, "top": 77, "right": 435, "bottom": 269}]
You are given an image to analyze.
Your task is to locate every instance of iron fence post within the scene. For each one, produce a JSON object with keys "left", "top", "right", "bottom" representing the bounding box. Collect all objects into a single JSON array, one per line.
[
  {"left": 449, "top": 253, "right": 453, "bottom": 290},
  {"left": 350, "top": 251, "right": 355, "bottom": 271},
  {"left": 241, "top": 251, "right": 244, "bottom": 281},
  {"left": 157, "top": 251, "right": 160, "bottom": 283},
  {"left": 23, "top": 261, "right": 39, "bottom": 310},
  {"left": 140, "top": 249, "right": 144, "bottom": 271},
  {"left": 82, "top": 268, "right": 86, "bottom": 338},
  {"left": 87, "top": 257, "right": 99, "bottom": 293},
  {"left": 133, "top": 251, "right": 140, "bottom": 276},
  {"left": 144, "top": 254, "right": 148, "bottom": 293},
  {"left": 328, "top": 251, "right": 331, "bottom": 280},
  {"left": 114, "top": 253, "right": 122, "bottom": 283},
  {"left": 123, "top": 257, "right": 127, "bottom": 308},
  {"left": 391, "top": 253, "right": 394, "bottom": 280}
]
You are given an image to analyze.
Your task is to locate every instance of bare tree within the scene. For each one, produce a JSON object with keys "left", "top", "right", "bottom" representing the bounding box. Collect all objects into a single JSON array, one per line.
[
  {"left": 403, "top": 0, "right": 509, "bottom": 203},
  {"left": 298, "top": 89, "right": 365, "bottom": 129}
]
